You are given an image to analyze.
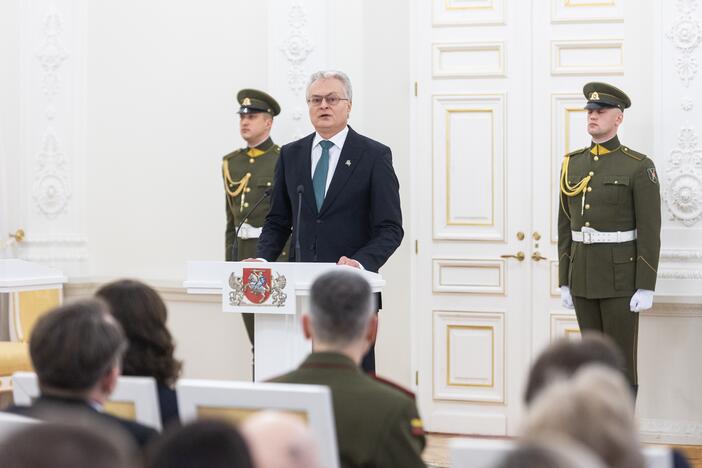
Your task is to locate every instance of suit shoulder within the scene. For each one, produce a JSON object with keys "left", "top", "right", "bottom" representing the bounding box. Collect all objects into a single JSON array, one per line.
[
  {"left": 565, "top": 147, "right": 588, "bottom": 158},
  {"left": 223, "top": 148, "right": 246, "bottom": 161},
  {"left": 620, "top": 145, "right": 648, "bottom": 162},
  {"left": 357, "top": 133, "right": 391, "bottom": 154}
]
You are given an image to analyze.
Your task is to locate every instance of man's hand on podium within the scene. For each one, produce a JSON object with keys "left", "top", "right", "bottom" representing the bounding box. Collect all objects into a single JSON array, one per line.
[{"left": 337, "top": 256, "right": 362, "bottom": 269}]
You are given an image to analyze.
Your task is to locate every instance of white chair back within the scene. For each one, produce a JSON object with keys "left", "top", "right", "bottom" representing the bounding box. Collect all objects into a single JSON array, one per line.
[
  {"left": 450, "top": 437, "right": 672, "bottom": 468},
  {"left": 12, "top": 372, "right": 162, "bottom": 431},
  {"left": 176, "top": 379, "right": 339, "bottom": 468}
]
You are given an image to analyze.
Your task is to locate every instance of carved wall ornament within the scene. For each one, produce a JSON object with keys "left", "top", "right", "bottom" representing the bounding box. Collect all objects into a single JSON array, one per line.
[
  {"left": 664, "top": 127, "right": 702, "bottom": 226},
  {"left": 668, "top": 0, "right": 702, "bottom": 86},
  {"left": 280, "top": 2, "right": 314, "bottom": 96},
  {"left": 35, "top": 10, "right": 68, "bottom": 101},
  {"left": 32, "top": 132, "right": 71, "bottom": 218}
]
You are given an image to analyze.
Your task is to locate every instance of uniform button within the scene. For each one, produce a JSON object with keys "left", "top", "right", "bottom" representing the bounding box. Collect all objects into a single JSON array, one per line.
[
  {"left": 629, "top": 257, "right": 633, "bottom": 261},
  {"left": 246, "top": 172, "right": 252, "bottom": 177},
  {"left": 267, "top": 182, "right": 272, "bottom": 186},
  {"left": 585, "top": 222, "right": 590, "bottom": 227},
  {"left": 249, "top": 158, "right": 255, "bottom": 164},
  {"left": 245, "top": 187, "right": 251, "bottom": 193},
  {"left": 594, "top": 156, "right": 599, "bottom": 161},
  {"left": 614, "top": 180, "right": 618, "bottom": 184},
  {"left": 589, "top": 171, "right": 594, "bottom": 176},
  {"left": 587, "top": 187, "right": 592, "bottom": 192},
  {"left": 244, "top": 202, "right": 249, "bottom": 208},
  {"left": 585, "top": 204, "right": 590, "bottom": 209}
]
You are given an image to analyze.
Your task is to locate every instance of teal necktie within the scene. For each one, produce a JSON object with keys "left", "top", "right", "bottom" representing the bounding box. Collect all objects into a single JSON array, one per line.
[{"left": 313, "top": 140, "right": 334, "bottom": 211}]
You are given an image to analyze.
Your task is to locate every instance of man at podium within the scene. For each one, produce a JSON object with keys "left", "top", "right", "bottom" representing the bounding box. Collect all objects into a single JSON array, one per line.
[{"left": 253, "top": 70, "right": 404, "bottom": 373}]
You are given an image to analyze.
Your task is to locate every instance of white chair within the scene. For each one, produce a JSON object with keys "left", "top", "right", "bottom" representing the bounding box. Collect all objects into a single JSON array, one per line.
[
  {"left": 12, "top": 372, "right": 162, "bottom": 431},
  {"left": 0, "top": 412, "right": 38, "bottom": 444},
  {"left": 450, "top": 437, "right": 673, "bottom": 468},
  {"left": 176, "top": 379, "right": 339, "bottom": 468}
]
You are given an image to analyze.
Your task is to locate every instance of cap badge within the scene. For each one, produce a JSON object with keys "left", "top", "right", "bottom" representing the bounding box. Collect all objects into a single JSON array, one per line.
[
  {"left": 243, "top": 97, "right": 251, "bottom": 106},
  {"left": 590, "top": 92, "right": 600, "bottom": 101}
]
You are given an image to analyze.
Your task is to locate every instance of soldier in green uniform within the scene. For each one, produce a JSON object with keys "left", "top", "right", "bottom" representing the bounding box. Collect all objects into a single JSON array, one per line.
[
  {"left": 271, "top": 270, "right": 426, "bottom": 468},
  {"left": 558, "top": 82, "right": 661, "bottom": 394},
  {"left": 223, "top": 89, "right": 287, "bottom": 347}
]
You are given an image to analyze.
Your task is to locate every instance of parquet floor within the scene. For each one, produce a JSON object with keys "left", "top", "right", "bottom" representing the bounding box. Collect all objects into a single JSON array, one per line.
[{"left": 423, "top": 433, "right": 702, "bottom": 468}]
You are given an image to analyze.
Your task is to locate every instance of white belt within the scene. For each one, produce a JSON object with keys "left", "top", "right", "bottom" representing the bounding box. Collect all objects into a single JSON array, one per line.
[
  {"left": 572, "top": 227, "right": 636, "bottom": 244},
  {"left": 238, "top": 223, "right": 262, "bottom": 240}
]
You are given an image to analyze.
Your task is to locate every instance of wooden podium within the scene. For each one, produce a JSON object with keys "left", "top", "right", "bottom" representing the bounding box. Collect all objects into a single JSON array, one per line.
[{"left": 184, "top": 261, "right": 384, "bottom": 381}]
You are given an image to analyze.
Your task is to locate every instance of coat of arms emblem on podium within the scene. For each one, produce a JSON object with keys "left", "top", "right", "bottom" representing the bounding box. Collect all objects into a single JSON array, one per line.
[{"left": 228, "top": 268, "right": 287, "bottom": 307}]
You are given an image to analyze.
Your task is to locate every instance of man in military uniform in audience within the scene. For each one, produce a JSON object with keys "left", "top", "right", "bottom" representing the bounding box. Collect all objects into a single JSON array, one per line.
[
  {"left": 223, "top": 89, "right": 287, "bottom": 347},
  {"left": 558, "top": 82, "right": 661, "bottom": 395},
  {"left": 271, "top": 270, "right": 426, "bottom": 468}
]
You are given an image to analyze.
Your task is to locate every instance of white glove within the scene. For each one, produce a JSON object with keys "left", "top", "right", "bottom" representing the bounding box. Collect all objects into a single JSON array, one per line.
[
  {"left": 560, "top": 286, "right": 574, "bottom": 309},
  {"left": 630, "top": 289, "right": 654, "bottom": 312}
]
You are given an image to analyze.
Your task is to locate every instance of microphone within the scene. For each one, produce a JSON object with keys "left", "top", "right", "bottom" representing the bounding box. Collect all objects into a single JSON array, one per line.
[
  {"left": 295, "top": 185, "right": 304, "bottom": 262},
  {"left": 231, "top": 188, "right": 272, "bottom": 262}
]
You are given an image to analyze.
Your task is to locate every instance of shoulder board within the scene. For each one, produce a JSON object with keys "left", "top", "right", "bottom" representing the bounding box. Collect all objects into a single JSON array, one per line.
[
  {"left": 371, "top": 374, "right": 416, "bottom": 400},
  {"left": 620, "top": 146, "right": 645, "bottom": 161},
  {"left": 223, "top": 148, "right": 246, "bottom": 161},
  {"left": 565, "top": 147, "right": 588, "bottom": 158}
]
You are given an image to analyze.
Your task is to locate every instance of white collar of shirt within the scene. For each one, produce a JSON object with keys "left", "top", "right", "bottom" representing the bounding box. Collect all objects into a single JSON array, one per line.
[{"left": 310, "top": 126, "right": 349, "bottom": 194}]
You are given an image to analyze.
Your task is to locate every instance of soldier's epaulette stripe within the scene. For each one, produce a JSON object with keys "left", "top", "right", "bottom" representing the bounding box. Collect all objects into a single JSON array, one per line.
[
  {"left": 565, "top": 147, "right": 588, "bottom": 157},
  {"left": 223, "top": 148, "right": 247, "bottom": 160},
  {"left": 621, "top": 146, "right": 644, "bottom": 161},
  {"left": 371, "top": 374, "right": 416, "bottom": 400}
]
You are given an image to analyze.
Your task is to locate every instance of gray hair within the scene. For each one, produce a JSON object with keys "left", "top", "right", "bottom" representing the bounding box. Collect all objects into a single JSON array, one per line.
[
  {"left": 306, "top": 70, "right": 353, "bottom": 101},
  {"left": 308, "top": 270, "right": 373, "bottom": 346}
]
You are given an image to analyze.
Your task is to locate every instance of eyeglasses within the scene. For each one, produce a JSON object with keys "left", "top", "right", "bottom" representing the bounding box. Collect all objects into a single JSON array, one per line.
[{"left": 306, "top": 94, "right": 349, "bottom": 107}]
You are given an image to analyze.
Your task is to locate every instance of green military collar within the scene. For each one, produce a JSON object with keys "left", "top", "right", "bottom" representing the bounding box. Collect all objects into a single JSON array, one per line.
[
  {"left": 252, "top": 137, "right": 275, "bottom": 152},
  {"left": 299, "top": 351, "right": 360, "bottom": 371},
  {"left": 590, "top": 135, "right": 620, "bottom": 155}
]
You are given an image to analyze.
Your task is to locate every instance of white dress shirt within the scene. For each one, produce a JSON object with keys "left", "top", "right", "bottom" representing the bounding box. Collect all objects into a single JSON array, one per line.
[{"left": 311, "top": 126, "right": 349, "bottom": 196}]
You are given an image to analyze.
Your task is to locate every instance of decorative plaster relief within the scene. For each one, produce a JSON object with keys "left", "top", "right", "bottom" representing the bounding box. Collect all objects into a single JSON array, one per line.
[
  {"left": 664, "top": 127, "right": 702, "bottom": 225},
  {"left": 280, "top": 2, "right": 314, "bottom": 96},
  {"left": 35, "top": 10, "right": 68, "bottom": 101},
  {"left": 32, "top": 132, "right": 71, "bottom": 218}
]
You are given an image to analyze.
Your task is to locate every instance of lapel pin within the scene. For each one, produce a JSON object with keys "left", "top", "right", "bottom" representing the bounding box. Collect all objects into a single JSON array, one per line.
[{"left": 345, "top": 160, "right": 351, "bottom": 167}]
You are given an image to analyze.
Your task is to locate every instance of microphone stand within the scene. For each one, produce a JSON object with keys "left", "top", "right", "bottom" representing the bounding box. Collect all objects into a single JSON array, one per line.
[{"left": 295, "top": 185, "right": 304, "bottom": 262}]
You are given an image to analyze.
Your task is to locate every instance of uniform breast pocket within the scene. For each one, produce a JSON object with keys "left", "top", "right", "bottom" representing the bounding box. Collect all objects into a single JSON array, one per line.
[
  {"left": 254, "top": 177, "right": 273, "bottom": 189},
  {"left": 601, "top": 175, "right": 629, "bottom": 204},
  {"left": 612, "top": 243, "right": 636, "bottom": 291}
]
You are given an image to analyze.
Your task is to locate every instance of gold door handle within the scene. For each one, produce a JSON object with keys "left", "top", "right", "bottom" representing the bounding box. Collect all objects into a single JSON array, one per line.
[
  {"left": 500, "top": 251, "right": 525, "bottom": 262},
  {"left": 531, "top": 251, "right": 548, "bottom": 262}
]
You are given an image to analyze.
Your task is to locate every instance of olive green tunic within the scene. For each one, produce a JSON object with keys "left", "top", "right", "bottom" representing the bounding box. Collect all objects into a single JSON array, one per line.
[
  {"left": 558, "top": 135, "right": 661, "bottom": 298},
  {"left": 271, "top": 352, "right": 426, "bottom": 468}
]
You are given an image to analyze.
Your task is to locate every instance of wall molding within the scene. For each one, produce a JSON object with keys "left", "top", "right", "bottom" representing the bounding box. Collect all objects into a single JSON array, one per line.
[
  {"left": 640, "top": 418, "right": 702, "bottom": 445},
  {"left": 550, "top": 39, "right": 624, "bottom": 75}
]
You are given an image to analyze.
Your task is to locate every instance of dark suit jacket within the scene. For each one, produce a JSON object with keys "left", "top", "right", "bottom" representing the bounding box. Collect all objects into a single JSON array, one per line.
[
  {"left": 5, "top": 394, "right": 158, "bottom": 449},
  {"left": 256, "top": 127, "right": 403, "bottom": 273},
  {"left": 157, "top": 382, "right": 180, "bottom": 428}
]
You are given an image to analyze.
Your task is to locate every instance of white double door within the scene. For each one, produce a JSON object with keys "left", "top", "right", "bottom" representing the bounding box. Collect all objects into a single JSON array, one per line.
[{"left": 411, "top": 0, "right": 648, "bottom": 434}]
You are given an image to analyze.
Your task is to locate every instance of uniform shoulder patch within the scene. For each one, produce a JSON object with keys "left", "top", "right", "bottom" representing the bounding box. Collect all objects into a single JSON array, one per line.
[
  {"left": 647, "top": 167, "right": 659, "bottom": 184},
  {"left": 371, "top": 374, "right": 416, "bottom": 400},
  {"left": 621, "top": 146, "right": 645, "bottom": 161},
  {"left": 410, "top": 418, "right": 425, "bottom": 437},
  {"left": 565, "top": 147, "right": 588, "bottom": 157}
]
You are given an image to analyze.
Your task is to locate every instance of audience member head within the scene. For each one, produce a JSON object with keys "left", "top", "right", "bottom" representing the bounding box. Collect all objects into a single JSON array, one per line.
[
  {"left": 495, "top": 437, "right": 606, "bottom": 468},
  {"left": 0, "top": 423, "right": 133, "bottom": 468},
  {"left": 242, "top": 411, "right": 319, "bottom": 468},
  {"left": 30, "top": 298, "right": 127, "bottom": 403},
  {"left": 303, "top": 270, "right": 376, "bottom": 362},
  {"left": 146, "top": 419, "right": 253, "bottom": 468},
  {"left": 520, "top": 365, "right": 643, "bottom": 468},
  {"left": 96, "top": 279, "right": 182, "bottom": 386},
  {"left": 524, "top": 332, "right": 626, "bottom": 404}
]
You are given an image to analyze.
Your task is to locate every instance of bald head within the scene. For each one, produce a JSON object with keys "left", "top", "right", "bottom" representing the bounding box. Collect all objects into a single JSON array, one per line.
[{"left": 242, "top": 411, "right": 319, "bottom": 468}]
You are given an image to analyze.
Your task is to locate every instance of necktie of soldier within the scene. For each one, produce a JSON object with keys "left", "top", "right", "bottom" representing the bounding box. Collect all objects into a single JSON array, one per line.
[{"left": 313, "top": 140, "right": 334, "bottom": 211}]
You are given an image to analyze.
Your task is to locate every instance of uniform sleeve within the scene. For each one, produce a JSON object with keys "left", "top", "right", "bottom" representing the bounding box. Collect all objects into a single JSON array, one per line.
[
  {"left": 633, "top": 159, "right": 661, "bottom": 290},
  {"left": 373, "top": 401, "right": 427, "bottom": 468},
  {"left": 557, "top": 159, "right": 573, "bottom": 287}
]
